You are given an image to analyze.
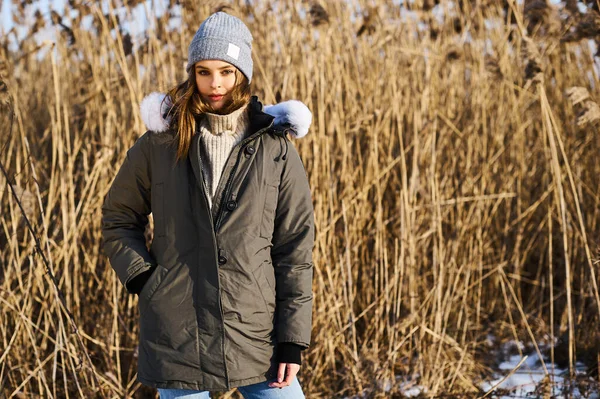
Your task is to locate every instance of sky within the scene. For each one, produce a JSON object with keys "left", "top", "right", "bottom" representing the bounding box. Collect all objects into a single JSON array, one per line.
[
  {"left": 1, "top": 0, "right": 567, "bottom": 37},
  {"left": 0, "top": 0, "right": 583, "bottom": 55},
  {"left": 1, "top": 0, "right": 65, "bottom": 34},
  {"left": 0, "top": 0, "right": 168, "bottom": 45}
]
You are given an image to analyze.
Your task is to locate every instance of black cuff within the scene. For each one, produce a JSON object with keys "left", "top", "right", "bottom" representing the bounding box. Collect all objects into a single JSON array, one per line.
[
  {"left": 277, "top": 342, "right": 303, "bottom": 365},
  {"left": 127, "top": 268, "right": 153, "bottom": 295}
]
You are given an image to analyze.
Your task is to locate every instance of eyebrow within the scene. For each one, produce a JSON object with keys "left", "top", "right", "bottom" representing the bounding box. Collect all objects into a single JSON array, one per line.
[{"left": 195, "top": 65, "right": 232, "bottom": 70}]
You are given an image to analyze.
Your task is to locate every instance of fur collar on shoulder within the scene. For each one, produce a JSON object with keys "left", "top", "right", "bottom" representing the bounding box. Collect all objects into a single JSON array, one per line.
[{"left": 140, "top": 92, "right": 312, "bottom": 138}]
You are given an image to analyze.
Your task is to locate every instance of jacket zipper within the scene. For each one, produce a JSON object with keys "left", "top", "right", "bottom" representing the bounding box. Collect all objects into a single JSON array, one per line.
[
  {"left": 196, "top": 122, "right": 273, "bottom": 389},
  {"left": 213, "top": 125, "right": 273, "bottom": 232},
  {"left": 196, "top": 140, "right": 231, "bottom": 389}
]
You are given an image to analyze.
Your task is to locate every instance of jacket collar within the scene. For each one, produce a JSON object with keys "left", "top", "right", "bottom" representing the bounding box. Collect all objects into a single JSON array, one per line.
[{"left": 246, "top": 96, "right": 275, "bottom": 136}]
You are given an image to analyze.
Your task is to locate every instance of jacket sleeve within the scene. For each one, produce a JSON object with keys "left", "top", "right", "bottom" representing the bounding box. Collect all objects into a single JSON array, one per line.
[
  {"left": 271, "top": 143, "right": 315, "bottom": 348},
  {"left": 101, "top": 132, "right": 155, "bottom": 294}
]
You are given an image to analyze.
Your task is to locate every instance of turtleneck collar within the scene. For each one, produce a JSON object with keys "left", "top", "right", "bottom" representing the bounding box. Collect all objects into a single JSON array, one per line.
[{"left": 202, "top": 102, "right": 250, "bottom": 136}]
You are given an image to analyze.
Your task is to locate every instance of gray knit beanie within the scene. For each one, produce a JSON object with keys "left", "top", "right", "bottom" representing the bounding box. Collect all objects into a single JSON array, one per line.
[{"left": 186, "top": 12, "right": 253, "bottom": 83}]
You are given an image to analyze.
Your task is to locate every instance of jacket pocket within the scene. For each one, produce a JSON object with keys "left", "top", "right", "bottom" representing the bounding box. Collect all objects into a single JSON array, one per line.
[
  {"left": 138, "top": 264, "right": 168, "bottom": 314},
  {"left": 152, "top": 182, "right": 165, "bottom": 237},
  {"left": 251, "top": 263, "right": 276, "bottom": 317},
  {"left": 259, "top": 183, "right": 279, "bottom": 239},
  {"left": 261, "top": 260, "right": 276, "bottom": 299}
]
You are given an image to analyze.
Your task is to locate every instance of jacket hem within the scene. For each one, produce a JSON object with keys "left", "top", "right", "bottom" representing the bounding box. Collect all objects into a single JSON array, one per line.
[{"left": 138, "top": 372, "right": 272, "bottom": 391}]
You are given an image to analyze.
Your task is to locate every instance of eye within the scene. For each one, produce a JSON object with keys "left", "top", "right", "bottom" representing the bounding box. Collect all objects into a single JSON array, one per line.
[
  {"left": 223, "top": 69, "right": 234, "bottom": 75},
  {"left": 197, "top": 70, "right": 209, "bottom": 76}
]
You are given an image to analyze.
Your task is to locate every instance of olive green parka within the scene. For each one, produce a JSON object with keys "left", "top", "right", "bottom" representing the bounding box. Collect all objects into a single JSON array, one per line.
[{"left": 101, "top": 95, "right": 315, "bottom": 390}]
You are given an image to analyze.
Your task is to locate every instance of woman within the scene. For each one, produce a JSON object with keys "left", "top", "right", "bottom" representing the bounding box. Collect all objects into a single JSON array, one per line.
[{"left": 101, "top": 11, "right": 314, "bottom": 399}]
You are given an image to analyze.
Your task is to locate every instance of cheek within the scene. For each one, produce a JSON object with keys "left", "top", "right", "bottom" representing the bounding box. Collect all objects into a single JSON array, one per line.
[
  {"left": 224, "top": 75, "right": 237, "bottom": 90},
  {"left": 195, "top": 76, "right": 204, "bottom": 92}
]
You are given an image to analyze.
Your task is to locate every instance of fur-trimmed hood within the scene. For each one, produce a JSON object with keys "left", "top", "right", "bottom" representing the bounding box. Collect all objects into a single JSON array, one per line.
[{"left": 140, "top": 92, "right": 312, "bottom": 138}]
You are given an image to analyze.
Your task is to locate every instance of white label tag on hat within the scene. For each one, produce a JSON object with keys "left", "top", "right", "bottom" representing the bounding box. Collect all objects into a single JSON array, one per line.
[{"left": 227, "top": 43, "right": 240, "bottom": 60}]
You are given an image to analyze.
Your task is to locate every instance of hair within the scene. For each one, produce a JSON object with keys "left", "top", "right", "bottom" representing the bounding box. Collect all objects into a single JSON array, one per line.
[{"left": 165, "top": 65, "right": 251, "bottom": 162}]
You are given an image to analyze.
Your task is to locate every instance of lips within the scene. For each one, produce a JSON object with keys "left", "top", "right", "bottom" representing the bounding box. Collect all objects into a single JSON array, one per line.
[{"left": 208, "top": 94, "right": 224, "bottom": 101}]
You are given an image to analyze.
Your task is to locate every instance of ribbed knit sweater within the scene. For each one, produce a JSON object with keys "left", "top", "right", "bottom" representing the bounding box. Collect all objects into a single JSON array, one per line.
[{"left": 198, "top": 103, "right": 250, "bottom": 209}]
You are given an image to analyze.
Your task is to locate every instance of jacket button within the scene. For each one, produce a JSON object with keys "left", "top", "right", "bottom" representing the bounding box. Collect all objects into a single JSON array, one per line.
[
  {"left": 226, "top": 200, "right": 237, "bottom": 211},
  {"left": 245, "top": 146, "right": 255, "bottom": 155},
  {"left": 218, "top": 255, "right": 227, "bottom": 265}
]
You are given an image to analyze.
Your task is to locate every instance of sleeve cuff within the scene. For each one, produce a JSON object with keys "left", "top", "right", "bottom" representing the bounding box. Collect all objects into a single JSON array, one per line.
[
  {"left": 277, "top": 342, "right": 304, "bottom": 365},
  {"left": 126, "top": 267, "right": 153, "bottom": 295}
]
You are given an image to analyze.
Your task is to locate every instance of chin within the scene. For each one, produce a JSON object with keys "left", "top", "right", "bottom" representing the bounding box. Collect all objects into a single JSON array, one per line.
[
  {"left": 211, "top": 104, "right": 226, "bottom": 113},
  {"left": 212, "top": 99, "right": 234, "bottom": 114}
]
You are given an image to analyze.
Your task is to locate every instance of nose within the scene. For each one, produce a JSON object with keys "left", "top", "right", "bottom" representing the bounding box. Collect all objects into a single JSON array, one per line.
[{"left": 210, "top": 74, "right": 222, "bottom": 88}]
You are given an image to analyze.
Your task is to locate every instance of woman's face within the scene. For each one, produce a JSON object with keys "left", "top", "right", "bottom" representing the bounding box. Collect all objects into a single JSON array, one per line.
[{"left": 194, "top": 59, "right": 238, "bottom": 112}]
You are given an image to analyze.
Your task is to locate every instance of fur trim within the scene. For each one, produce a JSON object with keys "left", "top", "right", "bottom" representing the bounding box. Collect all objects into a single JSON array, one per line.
[
  {"left": 140, "top": 93, "right": 312, "bottom": 138},
  {"left": 140, "top": 92, "right": 172, "bottom": 133},
  {"left": 263, "top": 100, "right": 312, "bottom": 139}
]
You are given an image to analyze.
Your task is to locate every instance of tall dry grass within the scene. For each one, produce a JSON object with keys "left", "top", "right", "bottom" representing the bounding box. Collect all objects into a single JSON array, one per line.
[{"left": 1, "top": 0, "right": 599, "bottom": 397}]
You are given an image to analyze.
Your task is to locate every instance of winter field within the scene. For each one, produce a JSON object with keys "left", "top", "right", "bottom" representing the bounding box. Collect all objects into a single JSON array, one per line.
[{"left": 1, "top": 0, "right": 600, "bottom": 397}]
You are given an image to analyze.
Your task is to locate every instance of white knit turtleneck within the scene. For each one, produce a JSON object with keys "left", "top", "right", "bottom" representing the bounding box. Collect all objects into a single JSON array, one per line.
[{"left": 198, "top": 103, "right": 250, "bottom": 209}]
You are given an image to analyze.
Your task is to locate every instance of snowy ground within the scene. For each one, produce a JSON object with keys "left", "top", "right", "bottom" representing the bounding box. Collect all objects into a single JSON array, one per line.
[
  {"left": 478, "top": 339, "right": 598, "bottom": 399},
  {"left": 343, "top": 339, "right": 599, "bottom": 398}
]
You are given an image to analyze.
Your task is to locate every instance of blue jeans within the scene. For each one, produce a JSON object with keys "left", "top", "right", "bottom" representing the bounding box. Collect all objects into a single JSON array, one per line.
[{"left": 157, "top": 376, "right": 305, "bottom": 398}]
